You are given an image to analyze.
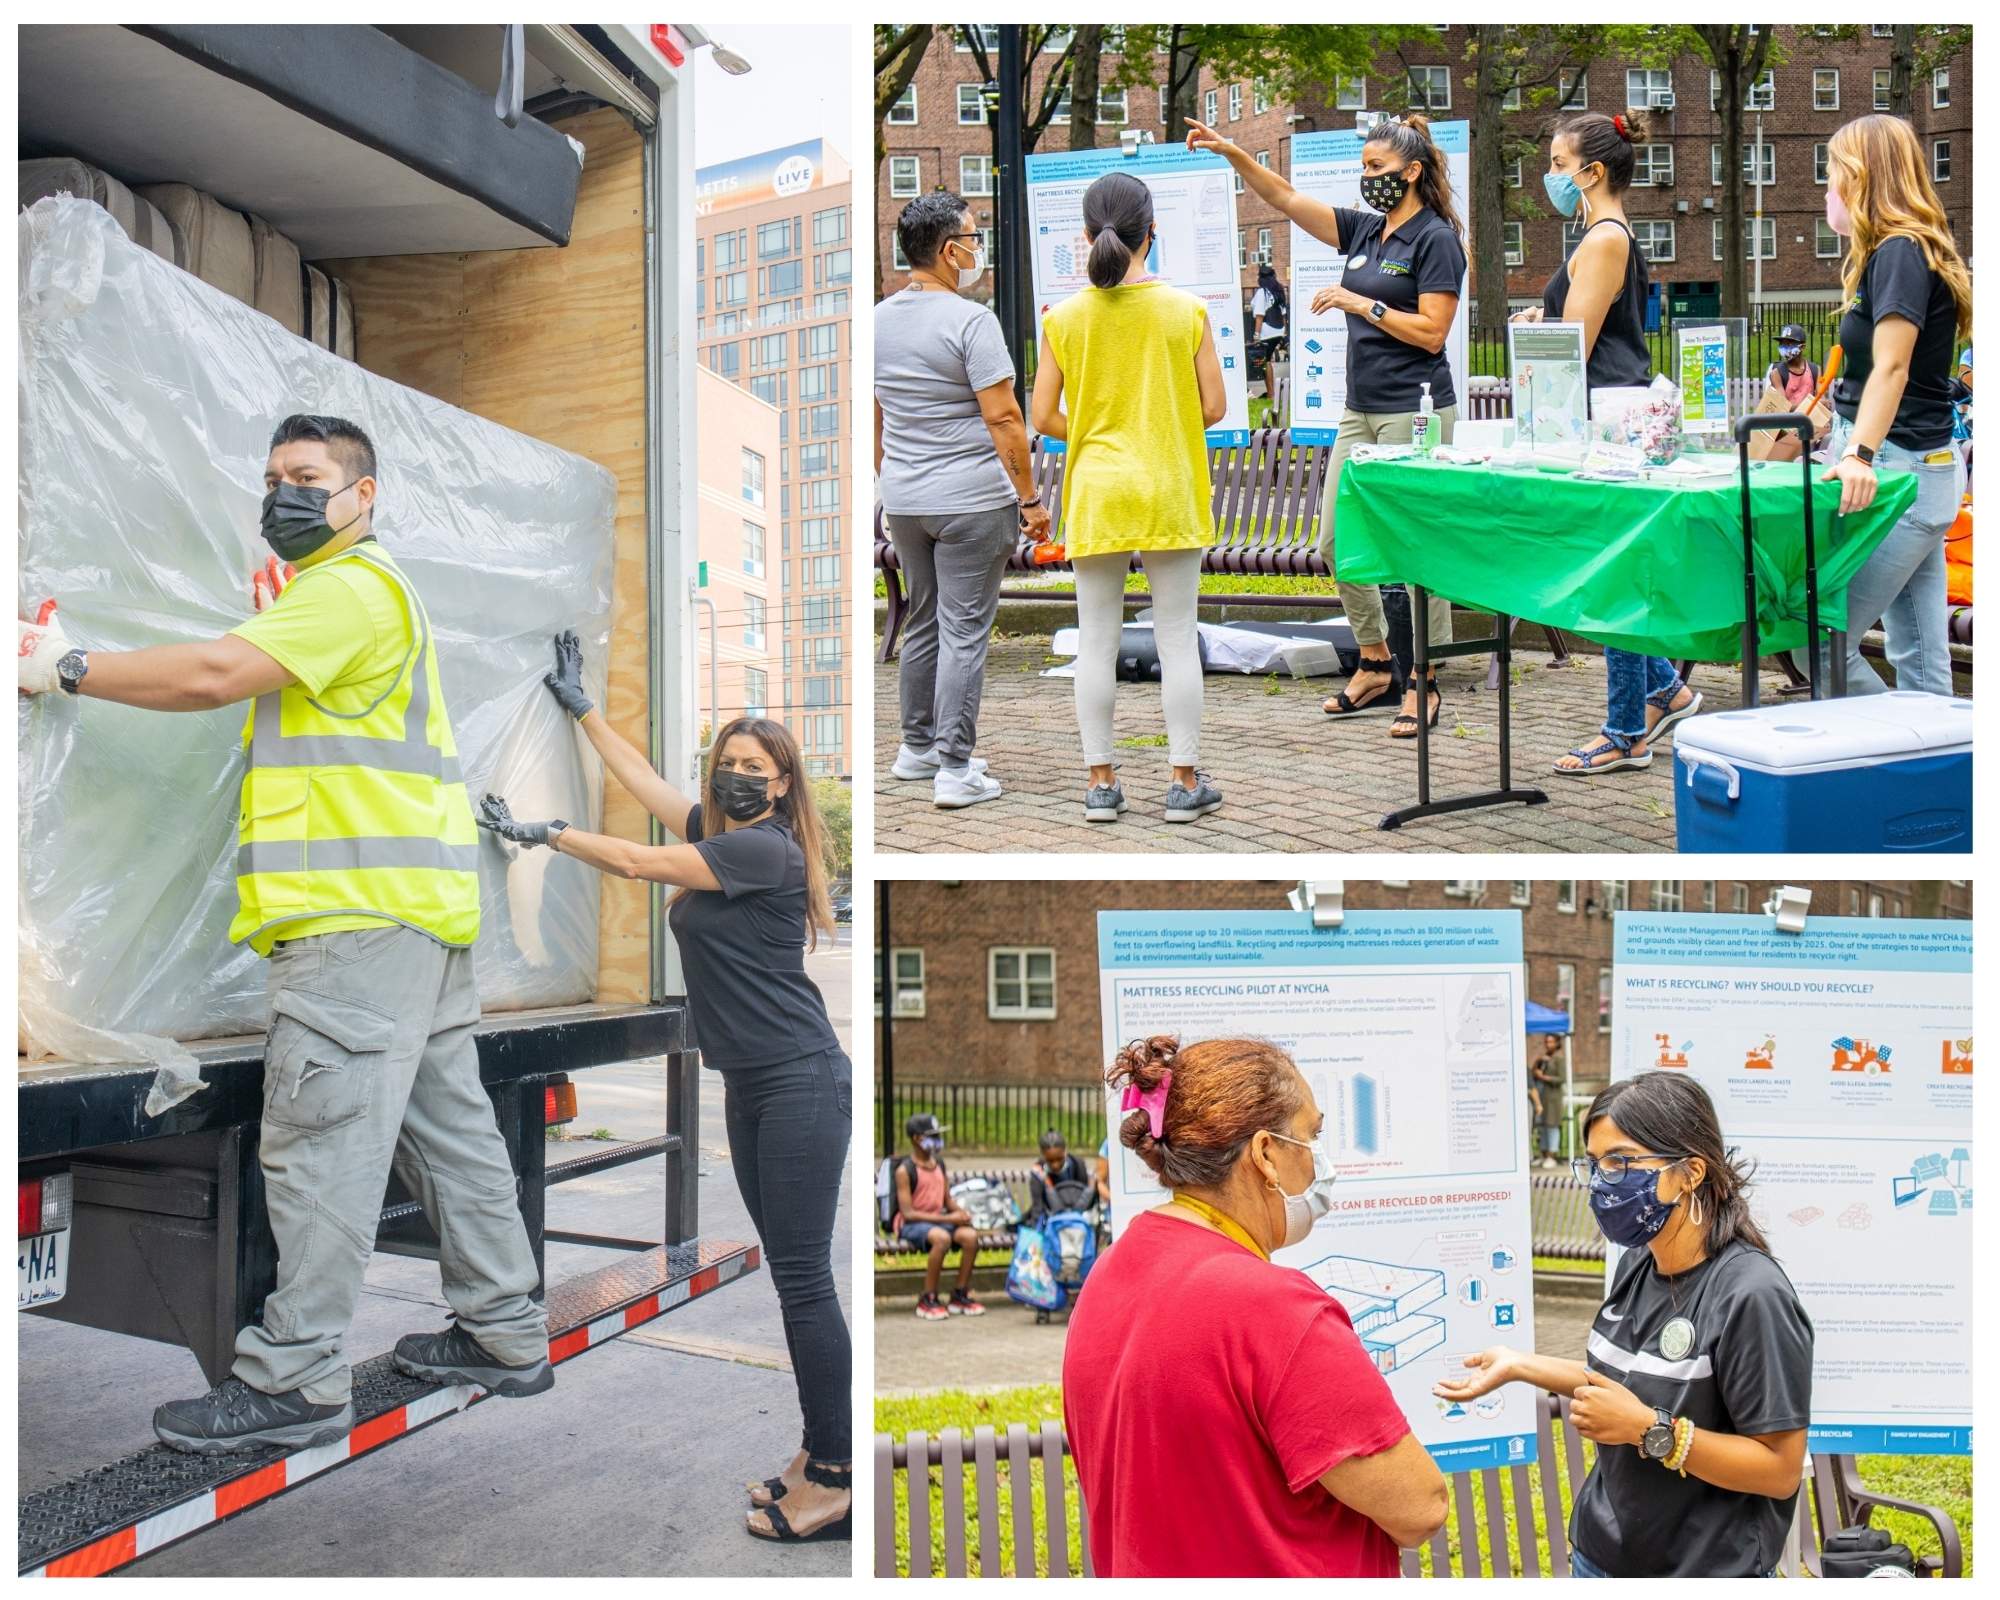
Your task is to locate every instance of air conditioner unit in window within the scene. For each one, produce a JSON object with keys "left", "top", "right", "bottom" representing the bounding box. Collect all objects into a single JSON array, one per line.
[
  {"left": 893, "top": 992, "right": 925, "bottom": 1018},
  {"left": 1651, "top": 90, "right": 1676, "bottom": 110},
  {"left": 1442, "top": 880, "right": 1487, "bottom": 899}
]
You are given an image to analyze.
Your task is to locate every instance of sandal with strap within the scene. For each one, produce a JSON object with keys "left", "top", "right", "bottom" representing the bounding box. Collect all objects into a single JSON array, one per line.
[
  {"left": 747, "top": 1444, "right": 806, "bottom": 1508},
  {"left": 747, "top": 1459, "right": 852, "bottom": 1543},
  {"left": 1322, "top": 664, "right": 1399, "bottom": 717},
  {"left": 1388, "top": 679, "right": 1442, "bottom": 740},
  {"left": 1552, "top": 736, "right": 1652, "bottom": 776}
]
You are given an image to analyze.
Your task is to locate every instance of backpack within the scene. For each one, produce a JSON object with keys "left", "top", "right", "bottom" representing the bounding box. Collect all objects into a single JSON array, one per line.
[
  {"left": 952, "top": 1176, "right": 1019, "bottom": 1233},
  {"left": 1820, "top": 1526, "right": 1916, "bottom": 1578},
  {"left": 876, "top": 1154, "right": 949, "bottom": 1235},
  {"left": 1006, "top": 1226, "right": 1062, "bottom": 1311},
  {"left": 1044, "top": 1210, "right": 1099, "bottom": 1288}
]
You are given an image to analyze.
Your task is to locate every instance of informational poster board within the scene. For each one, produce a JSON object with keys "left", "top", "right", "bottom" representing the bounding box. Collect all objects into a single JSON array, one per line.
[
  {"left": 1024, "top": 144, "right": 1250, "bottom": 446},
  {"left": 1286, "top": 122, "right": 1471, "bottom": 444},
  {"left": 1509, "top": 321, "right": 1590, "bottom": 446},
  {"left": 1677, "top": 322, "right": 1733, "bottom": 437},
  {"left": 1610, "top": 913, "right": 1973, "bottom": 1454},
  {"left": 1098, "top": 909, "right": 1537, "bottom": 1471}
]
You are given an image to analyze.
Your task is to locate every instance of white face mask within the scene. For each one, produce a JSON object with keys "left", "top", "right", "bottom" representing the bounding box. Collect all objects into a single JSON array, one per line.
[
  {"left": 951, "top": 238, "right": 986, "bottom": 289},
  {"left": 1265, "top": 1129, "right": 1336, "bottom": 1248}
]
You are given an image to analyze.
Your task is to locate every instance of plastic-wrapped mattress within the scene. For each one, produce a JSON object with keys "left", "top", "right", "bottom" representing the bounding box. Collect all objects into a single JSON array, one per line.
[
  {"left": 19, "top": 158, "right": 184, "bottom": 267},
  {"left": 303, "top": 263, "right": 356, "bottom": 360},
  {"left": 19, "top": 196, "right": 617, "bottom": 1111},
  {"left": 135, "top": 181, "right": 255, "bottom": 304}
]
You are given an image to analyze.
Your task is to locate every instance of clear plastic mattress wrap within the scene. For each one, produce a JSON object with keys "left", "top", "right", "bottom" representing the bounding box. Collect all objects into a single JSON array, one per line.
[{"left": 20, "top": 197, "right": 616, "bottom": 1112}]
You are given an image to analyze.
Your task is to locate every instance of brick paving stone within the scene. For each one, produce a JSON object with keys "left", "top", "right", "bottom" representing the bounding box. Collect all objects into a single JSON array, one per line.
[{"left": 876, "top": 632, "right": 1819, "bottom": 856}]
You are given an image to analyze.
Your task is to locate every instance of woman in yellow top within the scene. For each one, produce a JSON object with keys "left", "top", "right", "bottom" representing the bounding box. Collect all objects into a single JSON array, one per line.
[{"left": 1031, "top": 170, "right": 1228, "bottom": 826}]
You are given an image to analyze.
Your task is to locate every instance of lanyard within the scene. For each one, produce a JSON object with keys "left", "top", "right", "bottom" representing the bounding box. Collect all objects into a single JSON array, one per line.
[{"left": 1168, "top": 1194, "right": 1268, "bottom": 1261}]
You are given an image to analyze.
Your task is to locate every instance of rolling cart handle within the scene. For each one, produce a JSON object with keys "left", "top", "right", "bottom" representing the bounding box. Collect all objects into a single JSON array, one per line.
[{"left": 1733, "top": 412, "right": 1819, "bottom": 707}]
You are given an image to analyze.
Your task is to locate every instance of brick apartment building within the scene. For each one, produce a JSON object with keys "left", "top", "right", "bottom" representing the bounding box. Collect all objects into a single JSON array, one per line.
[
  {"left": 695, "top": 140, "right": 852, "bottom": 776},
  {"left": 875, "top": 878, "right": 1971, "bottom": 1094},
  {"left": 879, "top": 26, "right": 1971, "bottom": 323}
]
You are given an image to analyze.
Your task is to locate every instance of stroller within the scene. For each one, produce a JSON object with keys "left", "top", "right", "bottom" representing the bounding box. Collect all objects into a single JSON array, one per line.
[{"left": 1007, "top": 1174, "right": 1099, "bottom": 1323}]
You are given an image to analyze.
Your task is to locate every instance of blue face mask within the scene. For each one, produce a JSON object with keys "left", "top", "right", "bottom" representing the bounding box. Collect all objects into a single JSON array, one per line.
[
  {"left": 1542, "top": 169, "right": 1584, "bottom": 219},
  {"left": 1588, "top": 1160, "right": 1682, "bottom": 1248},
  {"left": 918, "top": 1135, "right": 943, "bottom": 1156}
]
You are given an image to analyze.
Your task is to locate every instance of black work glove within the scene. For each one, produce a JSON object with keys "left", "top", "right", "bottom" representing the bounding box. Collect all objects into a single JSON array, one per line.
[
  {"left": 478, "top": 793, "right": 566, "bottom": 848},
  {"left": 544, "top": 628, "right": 594, "bottom": 720}
]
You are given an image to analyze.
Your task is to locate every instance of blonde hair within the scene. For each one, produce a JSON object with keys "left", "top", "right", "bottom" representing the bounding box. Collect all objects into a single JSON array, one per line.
[
  {"left": 706, "top": 717, "right": 837, "bottom": 950},
  {"left": 1827, "top": 115, "right": 1971, "bottom": 337}
]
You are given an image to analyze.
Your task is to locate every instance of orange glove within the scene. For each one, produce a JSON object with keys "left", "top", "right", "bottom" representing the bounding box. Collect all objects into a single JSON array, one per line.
[{"left": 251, "top": 556, "right": 298, "bottom": 614}]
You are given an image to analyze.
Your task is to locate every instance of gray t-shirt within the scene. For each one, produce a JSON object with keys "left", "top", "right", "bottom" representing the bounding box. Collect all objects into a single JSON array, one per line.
[{"left": 874, "top": 287, "right": 1018, "bottom": 515}]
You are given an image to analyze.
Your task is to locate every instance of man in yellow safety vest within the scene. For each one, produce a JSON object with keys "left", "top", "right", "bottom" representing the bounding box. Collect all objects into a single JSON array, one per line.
[{"left": 18, "top": 414, "right": 552, "bottom": 1454}]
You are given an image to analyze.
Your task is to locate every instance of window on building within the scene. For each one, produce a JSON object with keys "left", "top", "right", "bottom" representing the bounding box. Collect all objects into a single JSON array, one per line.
[
  {"left": 888, "top": 85, "right": 917, "bottom": 124},
  {"left": 1603, "top": 880, "right": 1629, "bottom": 911},
  {"left": 1847, "top": 887, "right": 1862, "bottom": 915},
  {"left": 1158, "top": 82, "right": 1170, "bottom": 124},
  {"left": 710, "top": 341, "right": 739, "bottom": 378},
  {"left": 878, "top": 948, "right": 925, "bottom": 1017},
  {"left": 1732, "top": 883, "right": 1751, "bottom": 913},
  {"left": 757, "top": 219, "right": 795, "bottom": 258},
  {"left": 1814, "top": 143, "right": 1829, "bottom": 185},
  {"left": 1510, "top": 881, "right": 1532, "bottom": 906},
  {"left": 808, "top": 555, "right": 841, "bottom": 586},
  {"left": 802, "top": 478, "right": 841, "bottom": 512},
  {"left": 820, "top": 249, "right": 852, "bottom": 287},
  {"left": 958, "top": 83, "right": 988, "bottom": 124},
  {"left": 1256, "top": 228, "right": 1273, "bottom": 266},
  {"left": 1711, "top": 68, "right": 1775, "bottom": 110},
  {"left": 1257, "top": 150, "right": 1271, "bottom": 169},
  {"left": 1702, "top": 881, "right": 1717, "bottom": 912},
  {"left": 1813, "top": 68, "right": 1840, "bottom": 111},
  {"left": 888, "top": 155, "right": 919, "bottom": 197},
  {"left": 1236, "top": 229, "right": 1246, "bottom": 270},
  {"left": 1253, "top": 78, "right": 1270, "bottom": 114},
  {"left": 1099, "top": 88, "right": 1129, "bottom": 124},
  {"left": 751, "top": 332, "right": 786, "bottom": 369},
  {"left": 1874, "top": 70, "right": 1891, "bottom": 111},
  {"left": 1204, "top": 88, "right": 1218, "bottom": 123},
  {"left": 718, "top": 271, "right": 749, "bottom": 307},
  {"left": 1502, "top": 221, "right": 1524, "bottom": 267},
  {"left": 1505, "top": 157, "right": 1522, "bottom": 188},
  {"left": 989, "top": 948, "right": 1057, "bottom": 1019},
  {"left": 1627, "top": 69, "right": 1673, "bottom": 109},
  {"left": 1557, "top": 880, "right": 1577, "bottom": 913},
  {"left": 807, "top": 403, "right": 841, "bottom": 437},
  {"left": 742, "top": 666, "right": 767, "bottom": 718},
  {"left": 1633, "top": 220, "right": 1676, "bottom": 264},
  {"left": 799, "top": 323, "right": 840, "bottom": 361},
  {"left": 799, "top": 365, "right": 836, "bottom": 402},
  {"left": 804, "top": 676, "right": 837, "bottom": 707},
  {"left": 1563, "top": 218, "right": 1589, "bottom": 256},
  {"left": 812, "top": 290, "right": 848, "bottom": 318},
  {"left": 1049, "top": 87, "right": 1072, "bottom": 124},
  {"left": 1408, "top": 66, "right": 1451, "bottom": 110},
  {"left": 811, "top": 713, "right": 843, "bottom": 754},
  {"left": 1229, "top": 83, "right": 1243, "bottom": 121},
  {"left": 798, "top": 440, "right": 832, "bottom": 475},
  {"left": 801, "top": 517, "right": 840, "bottom": 552},
  {"left": 1933, "top": 140, "right": 1951, "bottom": 183},
  {"left": 1501, "top": 83, "right": 1521, "bottom": 111},
  {"left": 1815, "top": 220, "right": 1842, "bottom": 258},
  {"left": 1562, "top": 68, "right": 1592, "bottom": 108},
  {"left": 747, "top": 373, "right": 783, "bottom": 405},
  {"left": 1335, "top": 76, "right": 1366, "bottom": 111},
  {"left": 1556, "top": 963, "right": 1576, "bottom": 1019},
  {"left": 1652, "top": 881, "right": 1683, "bottom": 912},
  {"left": 1713, "top": 217, "right": 1776, "bottom": 261},
  {"left": 1711, "top": 142, "right": 1776, "bottom": 187},
  {"left": 954, "top": 24, "right": 999, "bottom": 51},
  {"left": 1869, "top": 892, "right": 1885, "bottom": 918},
  {"left": 813, "top": 206, "right": 848, "bottom": 246},
  {"left": 742, "top": 521, "right": 765, "bottom": 578},
  {"left": 1633, "top": 144, "right": 1674, "bottom": 187},
  {"left": 763, "top": 257, "right": 805, "bottom": 296},
  {"left": 1598, "top": 968, "right": 1613, "bottom": 1033},
  {"left": 890, "top": 235, "right": 910, "bottom": 271},
  {"left": 740, "top": 447, "right": 765, "bottom": 506},
  {"left": 1233, "top": 168, "right": 1245, "bottom": 196},
  {"left": 961, "top": 154, "right": 994, "bottom": 196},
  {"left": 1934, "top": 67, "right": 1950, "bottom": 108},
  {"left": 714, "top": 229, "right": 745, "bottom": 268},
  {"left": 743, "top": 594, "right": 765, "bottom": 649}
]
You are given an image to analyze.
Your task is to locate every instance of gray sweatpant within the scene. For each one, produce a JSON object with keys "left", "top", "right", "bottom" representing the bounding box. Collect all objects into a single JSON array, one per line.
[
  {"left": 233, "top": 924, "right": 546, "bottom": 1405},
  {"left": 1317, "top": 404, "right": 1458, "bottom": 650},
  {"left": 886, "top": 505, "right": 1019, "bottom": 766}
]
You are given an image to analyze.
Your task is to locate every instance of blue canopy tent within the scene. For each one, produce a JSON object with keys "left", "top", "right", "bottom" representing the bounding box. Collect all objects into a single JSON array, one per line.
[{"left": 1526, "top": 1002, "right": 1574, "bottom": 1163}]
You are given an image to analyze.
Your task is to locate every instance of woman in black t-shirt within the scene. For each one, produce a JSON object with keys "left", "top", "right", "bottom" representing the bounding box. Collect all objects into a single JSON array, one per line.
[
  {"left": 1189, "top": 111, "right": 1468, "bottom": 740},
  {"left": 1435, "top": 1072, "right": 1813, "bottom": 1577},
  {"left": 1804, "top": 114, "right": 1972, "bottom": 697},
  {"left": 479, "top": 634, "right": 852, "bottom": 1545},
  {"left": 1516, "top": 110, "right": 1705, "bottom": 780}
]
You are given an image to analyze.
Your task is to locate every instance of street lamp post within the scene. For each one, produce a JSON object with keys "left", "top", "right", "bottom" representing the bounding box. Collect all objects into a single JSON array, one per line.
[{"left": 994, "top": 25, "right": 1030, "bottom": 401}]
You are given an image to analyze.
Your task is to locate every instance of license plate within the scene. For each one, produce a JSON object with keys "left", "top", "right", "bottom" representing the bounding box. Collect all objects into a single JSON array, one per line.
[{"left": 19, "top": 1230, "right": 68, "bottom": 1309}]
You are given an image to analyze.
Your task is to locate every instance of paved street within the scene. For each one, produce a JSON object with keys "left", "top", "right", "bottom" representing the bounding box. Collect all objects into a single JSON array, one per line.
[
  {"left": 19, "top": 935, "right": 853, "bottom": 1578},
  {"left": 876, "top": 630, "right": 1819, "bottom": 855}
]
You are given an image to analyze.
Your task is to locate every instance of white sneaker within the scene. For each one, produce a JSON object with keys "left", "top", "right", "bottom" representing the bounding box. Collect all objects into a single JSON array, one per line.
[
  {"left": 933, "top": 768, "right": 1002, "bottom": 809},
  {"left": 892, "top": 744, "right": 990, "bottom": 781}
]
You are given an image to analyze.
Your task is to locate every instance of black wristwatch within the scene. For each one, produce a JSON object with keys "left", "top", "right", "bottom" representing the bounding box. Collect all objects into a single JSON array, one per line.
[
  {"left": 1368, "top": 300, "right": 1389, "bottom": 323},
  {"left": 1845, "top": 441, "right": 1878, "bottom": 467},
  {"left": 56, "top": 650, "right": 88, "bottom": 696},
  {"left": 1640, "top": 1407, "right": 1677, "bottom": 1461}
]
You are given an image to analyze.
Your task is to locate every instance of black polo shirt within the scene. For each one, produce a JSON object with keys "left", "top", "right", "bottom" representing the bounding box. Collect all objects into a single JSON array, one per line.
[
  {"left": 1833, "top": 235, "right": 1960, "bottom": 451},
  {"left": 1570, "top": 1239, "right": 1814, "bottom": 1578},
  {"left": 1334, "top": 204, "right": 1465, "bottom": 412}
]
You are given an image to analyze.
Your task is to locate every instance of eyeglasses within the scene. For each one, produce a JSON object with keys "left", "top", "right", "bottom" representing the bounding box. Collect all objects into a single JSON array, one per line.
[{"left": 1571, "top": 1152, "right": 1686, "bottom": 1184}]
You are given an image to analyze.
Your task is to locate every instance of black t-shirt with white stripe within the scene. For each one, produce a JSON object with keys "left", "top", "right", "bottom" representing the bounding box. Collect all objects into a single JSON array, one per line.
[{"left": 1570, "top": 1238, "right": 1814, "bottom": 1577}]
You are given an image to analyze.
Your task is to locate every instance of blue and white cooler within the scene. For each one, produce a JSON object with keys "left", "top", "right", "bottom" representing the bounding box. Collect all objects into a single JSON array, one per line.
[{"left": 1673, "top": 693, "right": 1972, "bottom": 853}]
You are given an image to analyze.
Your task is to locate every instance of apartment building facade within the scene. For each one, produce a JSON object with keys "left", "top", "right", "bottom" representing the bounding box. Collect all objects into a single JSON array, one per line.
[
  {"left": 695, "top": 138, "right": 853, "bottom": 776},
  {"left": 692, "top": 367, "right": 779, "bottom": 734}
]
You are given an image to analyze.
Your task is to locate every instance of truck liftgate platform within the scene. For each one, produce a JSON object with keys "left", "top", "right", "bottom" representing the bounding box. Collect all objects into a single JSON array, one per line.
[{"left": 18, "top": 1004, "right": 758, "bottom": 1576}]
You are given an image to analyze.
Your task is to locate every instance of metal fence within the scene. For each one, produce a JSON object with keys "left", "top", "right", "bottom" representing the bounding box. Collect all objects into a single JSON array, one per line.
[
  {"left": 876, "top": 1081, "right": 1105, "bottom": 1158},
  {"left": 1467, "top": 300, "right": 1844, "bottom": 384}
]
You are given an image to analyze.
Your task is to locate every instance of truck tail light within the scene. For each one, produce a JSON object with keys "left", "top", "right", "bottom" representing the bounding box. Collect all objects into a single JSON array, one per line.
[
  {"left": 545, "top": 1079, "right": 578, "bottom": 1127},
  {"left": 19, "top": 1172, "right": 73, "bottom": 1238},
  {"left": 650, "top": 25, "right": 686, "bottom": 67}
]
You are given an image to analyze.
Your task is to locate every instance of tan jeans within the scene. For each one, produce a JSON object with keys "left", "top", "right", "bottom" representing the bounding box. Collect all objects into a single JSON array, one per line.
[{"left": 1317, "top": 404, "right": 1458, "bottom": 651}]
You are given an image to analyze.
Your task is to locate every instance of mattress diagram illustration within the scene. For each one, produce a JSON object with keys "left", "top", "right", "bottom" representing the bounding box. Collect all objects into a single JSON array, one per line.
[{"left": 1305, "top": 1253, "right": 1448, "bottom": 1374}]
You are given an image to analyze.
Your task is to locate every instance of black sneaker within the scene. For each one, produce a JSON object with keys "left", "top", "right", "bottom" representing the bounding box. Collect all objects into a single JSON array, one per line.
[
  {"left": 948, "top": 1289, "right": 987, "bottom": 1317},
  {"left": 153, "top": 1376, "right": 354, "bottom": 1456},
  {"left": 393, "top": 1325, "right": 554, "bottom": 1397}
]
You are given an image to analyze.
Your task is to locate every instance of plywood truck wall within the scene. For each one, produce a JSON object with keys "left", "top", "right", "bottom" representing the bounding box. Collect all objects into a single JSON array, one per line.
[{"left": 326, "top": 108, "right": 654, "bottom": 1006}]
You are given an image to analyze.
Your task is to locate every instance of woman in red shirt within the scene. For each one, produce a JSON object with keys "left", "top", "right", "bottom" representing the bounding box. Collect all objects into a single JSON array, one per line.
[{"left": 1063, "top": 1035, "right": 1448, "bottom": 1576}]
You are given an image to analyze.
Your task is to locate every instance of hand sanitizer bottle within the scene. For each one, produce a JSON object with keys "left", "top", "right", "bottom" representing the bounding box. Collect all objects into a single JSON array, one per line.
[{"left": 1413, "top": 382, "right": 1435, "bottom": 457}]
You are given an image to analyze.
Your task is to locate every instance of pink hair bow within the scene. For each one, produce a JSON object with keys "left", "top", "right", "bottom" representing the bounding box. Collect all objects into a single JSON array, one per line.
[{"left": 1121, "top": 1070, "right": 1172, "bottom": 1140}]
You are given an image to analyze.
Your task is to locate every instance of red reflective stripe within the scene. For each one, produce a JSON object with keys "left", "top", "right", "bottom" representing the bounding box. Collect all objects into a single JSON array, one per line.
[
  {"left": 623, "top": 1296, "right": 662, "bottom": 1329},
  {"left": 549, "top": 1327, "right": 590, "bottom": 1363},
  {"left": 46, "top": 1527, "right": 136, "bottom": 1577},
  {"left": 692, "top": 1265, "right": 721, "bottom": 1296},
  {"left": 349, "top": 1409, "right": 407, "bottom": 1454},
  {"left": 216, "top": 1461, "right": 288, "bottom": 1518}
]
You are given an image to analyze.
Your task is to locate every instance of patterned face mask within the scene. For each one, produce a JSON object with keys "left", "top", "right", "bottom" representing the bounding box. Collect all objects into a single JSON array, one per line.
[{"left": 1359, "top": 171, "right": 1411, "bottom": 213}]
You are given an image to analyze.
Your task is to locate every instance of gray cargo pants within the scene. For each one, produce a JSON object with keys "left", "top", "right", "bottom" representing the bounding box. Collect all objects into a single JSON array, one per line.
[
  {"left": 885, "top": 505, "right": 1019, "bottom": 765},
  {"left": 233, "top": 923, "right": 547, "bottom": 1405}
]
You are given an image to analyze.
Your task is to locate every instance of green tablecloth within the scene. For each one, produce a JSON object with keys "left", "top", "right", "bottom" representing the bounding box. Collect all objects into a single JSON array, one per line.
[{"left": 1333, "top": 457, "right": 1919, "bottom": 661}]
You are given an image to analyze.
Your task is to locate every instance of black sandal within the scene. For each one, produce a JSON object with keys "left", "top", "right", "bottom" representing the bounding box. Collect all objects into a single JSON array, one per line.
[
  {"left": 1388, "top": 679, "right": 1442, "bottom": 739},
  {"left": 747, "top": 1459, "right": 852, "bottom": 1543},
  {"left": 748, "top": 1443, "right": 806, "bottom": 1507},
  {"left": 1322, "top": 663, "right": 1399, "bottom": 717}
]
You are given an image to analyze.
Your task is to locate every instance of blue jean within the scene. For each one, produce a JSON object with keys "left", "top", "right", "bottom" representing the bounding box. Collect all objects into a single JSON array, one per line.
[
  {"left": 1601, "top": 649, "right": 1685, "bottom": 751},
  {"left": 720, "top": 1050, "right": 852, "bottom": 1464},
  {"left": 1792, "top": 416, "right": 1964, "bottom": 696}
]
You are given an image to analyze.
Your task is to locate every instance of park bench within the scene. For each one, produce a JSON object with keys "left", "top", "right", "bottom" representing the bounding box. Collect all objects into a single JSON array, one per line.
[
  {"left": 875, "top": 1165, "right": 1097, "bottom": 1262},
  {"left": 873, "top": 1390, "right": 1963, "bottom": 1579}
]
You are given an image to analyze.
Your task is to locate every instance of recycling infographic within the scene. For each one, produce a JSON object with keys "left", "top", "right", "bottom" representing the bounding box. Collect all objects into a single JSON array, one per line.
[
  {"left": 1024, "top": 144, "right": 1251, "bottom": 445},
  {"left": 1286, "top": 123, "right": 1471, "bottom": 443},
  {"left": 1611, "top": 913, "right": 1973, "bottom": 1454},
  {"left": 1098, "top": 909, "right": 1536, "bottom": 1471}
]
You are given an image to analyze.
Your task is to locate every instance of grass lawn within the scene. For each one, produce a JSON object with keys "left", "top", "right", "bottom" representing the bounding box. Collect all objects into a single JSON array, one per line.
[{"left": 875, "top": 1382, "right": 1972, "bottom": 1578}]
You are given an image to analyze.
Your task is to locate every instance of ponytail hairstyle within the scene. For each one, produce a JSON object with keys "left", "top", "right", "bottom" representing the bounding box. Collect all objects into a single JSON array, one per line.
[
  {"left": 1583, "top": 1072, "right": 1771, "bottom": 1257},
  {"left": 1082, "top": 170, "right": 1155, "bottom": 289},
  {"left": 1827, "top": 114, "right": 1973, "bottom": 338},
  {"left": 1554, "top": 108, "right": 1658, "bottom": 196},
  {"left": 1107, "top": 1034, "right": 1305, "bottom": 1191},
  {"left": 1364, "top": 112, "right": 1464, "bottom": 244},
  {"left": 702, "top": 716, "right": 836, "bottom": 950}
]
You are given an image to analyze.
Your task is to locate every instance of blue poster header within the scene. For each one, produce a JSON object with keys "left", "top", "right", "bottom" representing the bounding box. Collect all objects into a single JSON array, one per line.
[
  {"left": 1614, "top": 913, "right": 1971, "bottom": 974},
  {"left": 1099, "top": 910, "right": 1522, "bottom": 970}
]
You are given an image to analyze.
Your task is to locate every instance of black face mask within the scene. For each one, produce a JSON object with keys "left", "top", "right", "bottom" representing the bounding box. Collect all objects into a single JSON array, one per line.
[
  {"left": 1359, "top": 171, "right": 1411, "bottom": 213},
  {"left": 260, "top": 479, "right": 364, "bottom": 563},
  {"left": 713, "top": 769, "right": 775, "bottom": 822}
]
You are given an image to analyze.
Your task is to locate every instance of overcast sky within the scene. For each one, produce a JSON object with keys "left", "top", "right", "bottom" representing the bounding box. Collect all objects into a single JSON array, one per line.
[{"left": 693, "top": 25, "right": 855, "bottom": 170}]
